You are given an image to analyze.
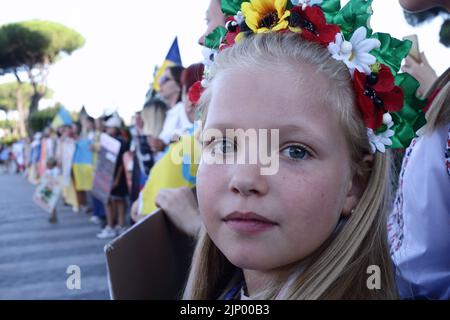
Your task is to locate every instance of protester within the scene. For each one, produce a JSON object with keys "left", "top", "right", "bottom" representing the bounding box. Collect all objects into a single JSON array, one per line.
[
  {"left": 138, "top": 62, "right": 205, "bottom": 225},
  {"left": 149, "top": 65, "right": 186, "bottom": 160},
  {"left": 37, "top": 128, "right": 52, "bottom": 178},
  {"left": 0, "top": 144, "right": 11, "bottom": 173},
  {"left": 141, "top": 98, "right": 168, "bottom": 139},
  {"left": 388, "top": 0, "right": 450, "bottom": 300},
  {"left": 97, "top": 115, "right": 129, "bottom": 239},
  {"left": 72, "top": 117, "right": 95, "bottom": 213},
  {"left": 27, "top": 132, "right": 42, "bottom": 184},
  {"left": 129, "top": 109, "right": 155, "bottom": 204},
  {"left": 148, "top": 0, "right": 225, "bottom": 236},
  {"left": 89, "top": 116, "right": 107, "bottom": 225},
  {"left": 58, "top": 125, "right": 79, "bottom": 212},
  {"left": 12, "top": 139, "right": 25, "bottom": 174}
]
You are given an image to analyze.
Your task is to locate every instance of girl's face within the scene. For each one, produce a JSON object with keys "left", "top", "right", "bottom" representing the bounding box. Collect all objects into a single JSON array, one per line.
[{"left": 197, "top": 64, "right": 361, "bottom": 271}]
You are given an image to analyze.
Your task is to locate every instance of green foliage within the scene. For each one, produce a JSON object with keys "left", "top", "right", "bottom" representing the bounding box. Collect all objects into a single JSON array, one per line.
[
  {"left": 0, "top": 20, "right": 85, "bottom": 72},
  {"left": 0, "top": 119, "right": 17, "bottom": 129},
  {"left": 0, "top": 82, "right": 52, "bottom": 111},
  {"left": 28, "top": 103, "right": 62, "bottom": 133},
  {"left": 0, "top": 135, "right": 20, "bottom": 146}
]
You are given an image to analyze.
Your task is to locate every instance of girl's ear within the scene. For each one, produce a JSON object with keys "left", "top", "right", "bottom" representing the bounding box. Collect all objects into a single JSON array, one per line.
[{"left": 342, "top": 154, "right": 374, "bottom": 217}]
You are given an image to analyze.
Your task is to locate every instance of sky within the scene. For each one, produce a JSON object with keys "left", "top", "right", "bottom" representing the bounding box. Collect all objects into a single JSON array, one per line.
[
  {"left": 0, "top": 0, "right": 449, "bottom": 122},
  {"left": 0, "top": 0, "right": 208, "bottom": 120}
]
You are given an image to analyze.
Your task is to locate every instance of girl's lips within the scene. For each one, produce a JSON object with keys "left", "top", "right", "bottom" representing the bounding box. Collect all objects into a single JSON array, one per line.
[{"left": 223, "top": 211, "right": 277, "bottom": 234}]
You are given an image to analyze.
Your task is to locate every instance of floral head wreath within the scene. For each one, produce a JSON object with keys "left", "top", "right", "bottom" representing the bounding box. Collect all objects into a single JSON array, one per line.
[{"left": 201, "top": 0, "right": 429, "bottom": 153}]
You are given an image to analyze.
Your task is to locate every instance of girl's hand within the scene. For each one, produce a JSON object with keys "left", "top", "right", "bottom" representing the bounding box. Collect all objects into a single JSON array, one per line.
[
  {"left": 401, "top": 52, "right": 438, "bottom": 97},
  {"left": 155, "top": 187, "right": 200, "bottom": 238}
]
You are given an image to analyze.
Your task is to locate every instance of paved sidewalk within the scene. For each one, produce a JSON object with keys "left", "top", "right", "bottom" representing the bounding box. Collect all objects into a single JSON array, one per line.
[{"left": 0, "top": 173, "right": 110, "bottom": 299}]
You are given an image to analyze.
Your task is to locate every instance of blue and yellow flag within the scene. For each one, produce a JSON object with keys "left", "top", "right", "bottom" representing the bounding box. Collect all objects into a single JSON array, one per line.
[
  {"left": 152, "top": 37, "right": 183, "bottom": 92},
  {"left": 51, "top": 107, "right": 73, "bottom": 129},
  {"left": 72, "top": 138, "right": 94, "bottom": 191},
  {"left": 141, "top": 134, "right": 200, "bottom": 215}
]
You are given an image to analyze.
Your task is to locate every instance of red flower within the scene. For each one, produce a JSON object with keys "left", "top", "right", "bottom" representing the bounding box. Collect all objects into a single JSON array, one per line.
[
  {"left": 225, "top": 16, "right": 240, "bottom": 47},
  {"left": 188, "top": 81, "right": 204, "bottom": 107},
  {"left": 289, "top": 6, "right": 340, "bottom": 46},
  {"left": 354, "top": 64, "right": 404, "bottom": 129}
]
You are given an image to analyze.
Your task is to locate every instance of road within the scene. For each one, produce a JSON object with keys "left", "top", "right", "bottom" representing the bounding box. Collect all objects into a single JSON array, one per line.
[{"left": 0, "top": 173, "right": 110, "bottom": 299}]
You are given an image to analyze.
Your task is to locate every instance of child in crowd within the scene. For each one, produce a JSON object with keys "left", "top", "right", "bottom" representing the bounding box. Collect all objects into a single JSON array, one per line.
[
  {"left": 183, "top": 0, "right": 421, "bottom": 299},
  {"left": 44, "top": 157, "right": 61, "bottom": 224}
]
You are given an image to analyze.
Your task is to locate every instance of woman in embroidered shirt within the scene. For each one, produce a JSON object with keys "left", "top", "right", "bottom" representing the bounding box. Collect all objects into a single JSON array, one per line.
[{"left": 388, "top": 0, "right": 450, "bottom": 300}]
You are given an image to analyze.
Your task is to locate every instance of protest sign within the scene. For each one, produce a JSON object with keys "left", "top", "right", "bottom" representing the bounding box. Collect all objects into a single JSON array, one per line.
[
  {"left": 92, "top": 133, "right": 121, "bottom": 203},
  {"left": 33, "top": 176, "right": 62, "bottom": 213}
]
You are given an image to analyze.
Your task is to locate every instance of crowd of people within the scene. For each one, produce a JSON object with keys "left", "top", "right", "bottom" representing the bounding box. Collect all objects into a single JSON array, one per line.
[
  {"left": 2, "top": 0, "right": 449, "bottom": 300},
  {"left": 3, "top": 60, "right": 205, "bottom": 240}
]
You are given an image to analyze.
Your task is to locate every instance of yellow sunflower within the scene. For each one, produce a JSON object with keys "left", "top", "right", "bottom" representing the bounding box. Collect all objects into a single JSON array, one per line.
[{"left": 241, "top": 0, "right": 290, "bottom": 33}]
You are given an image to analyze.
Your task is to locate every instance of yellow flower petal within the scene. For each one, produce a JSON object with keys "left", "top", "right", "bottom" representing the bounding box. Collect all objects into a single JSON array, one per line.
[
  {"left": 241, "top": 2, "right": 254, "bottom": 17},
  {"left": 257, "top": 27, "right": 270, "bottom": 33},
  {"left": 289, "top": 26, "right": 302, "bottom": 33},
  {"left": 252, "top": 0, "right": 275, "bottom": 15},
  {"left": 275, "top": 0, "right": 288, "bottom": 18},
  {"left": 280, "top": 10, "right": 290, "bottom": 21},
  {"left": 272, "top": 20, "right": 288, "bottom": 31},
  {"left": 242, "top": 3, "right": 260, "bottom": 32},
  {"left": 235, "top": 32, "right": 245, "bottom": 42}
]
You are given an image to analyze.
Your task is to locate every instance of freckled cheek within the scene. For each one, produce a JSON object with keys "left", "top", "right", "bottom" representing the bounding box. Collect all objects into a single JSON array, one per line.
[
  {"left": 276, "top": 172, "right": 341, "bottom": 241},
  {"left": 196, "top": 163, "right": 229, "bottom": 225}
]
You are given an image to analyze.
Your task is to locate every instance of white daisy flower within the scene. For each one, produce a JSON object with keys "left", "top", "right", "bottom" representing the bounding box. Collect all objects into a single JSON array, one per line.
[
  {"left": 291, "top": 0, "right": 323, "bottom": 10},
  {"left": 367, "top": 113, "right": 395, "bottom": 153},
  {"left": 201, "top": 47, "right": 217, "bottom": 67},
  {"left": 328, "top": 26, "right": 380, "bottom": 76},
  {"left": 234, "top": 11, "right": 245, "bottom": 25}
]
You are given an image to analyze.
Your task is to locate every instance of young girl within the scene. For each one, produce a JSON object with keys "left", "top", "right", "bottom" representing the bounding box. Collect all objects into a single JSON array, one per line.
[
  {"left": 45, "top": 157, "right": 61, "bottom": 224},
  {"left": 182, "top": 0, "right": 421, "bottom": 299}
]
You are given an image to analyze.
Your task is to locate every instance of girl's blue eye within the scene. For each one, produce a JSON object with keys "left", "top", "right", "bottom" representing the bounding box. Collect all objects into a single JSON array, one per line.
[
  {"left": 212, "top": 138, "right": 236, "bottom": 155},
  {"left": 281, "top": 145, "right": 310, "bottom": 160}
]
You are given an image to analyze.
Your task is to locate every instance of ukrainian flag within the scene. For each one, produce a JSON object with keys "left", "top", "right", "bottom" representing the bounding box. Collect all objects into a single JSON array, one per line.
[
  {"left": 152, "top": 37, "right": 183, "bottom": 92},
  {"left": 51, "top": 107, "right": 73, "bottom": 129},
  {"left": 141, "top": 133, "right": 200, "bottom": 215},
  {"left": 72, "top": 138, "right": 94, "bottom": 191}
]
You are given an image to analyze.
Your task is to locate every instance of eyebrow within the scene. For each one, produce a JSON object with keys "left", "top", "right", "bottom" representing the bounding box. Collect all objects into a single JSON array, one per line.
[
  {"left": 204, "top": 122, "right": 326, "bottom": 143},
  {"left": 204, "top": 123, "right": 314, "bottom": 134}
]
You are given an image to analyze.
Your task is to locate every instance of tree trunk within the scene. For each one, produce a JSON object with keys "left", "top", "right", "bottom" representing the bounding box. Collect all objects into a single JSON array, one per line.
[
  {"left": 29, "top": 91, "right": 43, "bottom": 116},
  {"left": 27, "top": 66, "right": 46, "bottom": 124},
  {"left": 15, "top": 86, "right": 28, "bottom": 138}
]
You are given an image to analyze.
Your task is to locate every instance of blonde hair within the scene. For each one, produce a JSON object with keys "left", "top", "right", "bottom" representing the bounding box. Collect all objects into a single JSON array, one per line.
[
  {"left": 141, "top": 99, "right": 168, "bottom": 136},
  {"left": 185, "top": 33, "right": 397, "bottom": 299},
  {"left": 423, "top": 67, "right": 450, "bottom": 133}
]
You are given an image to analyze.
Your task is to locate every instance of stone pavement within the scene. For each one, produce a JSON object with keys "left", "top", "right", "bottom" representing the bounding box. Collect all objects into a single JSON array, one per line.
[{"left": 0, "top": 173, "right": 110, "bottom": 299}]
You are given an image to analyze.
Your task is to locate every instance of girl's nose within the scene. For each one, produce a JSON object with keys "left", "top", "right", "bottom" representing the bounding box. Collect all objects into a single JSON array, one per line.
[{"left": 228, "top": 164, "right": 269, "bottom": 197}]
